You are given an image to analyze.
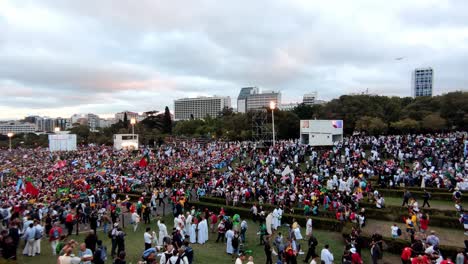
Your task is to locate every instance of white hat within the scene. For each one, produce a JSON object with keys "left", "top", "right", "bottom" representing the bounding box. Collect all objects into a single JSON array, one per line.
[{"left": 350, "top": 248, "right": 356, "bottom": 254}]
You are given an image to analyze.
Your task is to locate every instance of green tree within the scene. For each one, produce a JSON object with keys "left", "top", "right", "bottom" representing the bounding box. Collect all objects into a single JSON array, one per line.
[
  {"left": 390, "top": 118, "right": 420, "bottom": 134},
  {"left": 421, "top": 114, "right": 447, "bottom": 131},
  {"left": 123, "top": 112, "right": 128, "bottom": 129},
  {"left": 355, "top": 116, "right": 388, "bottom": 135},
  {"left": 163, "top": 106, "right": 172, "bottom": 134},
  {"left": 69, "top": 125, "right": 91, "bottom": 143}
]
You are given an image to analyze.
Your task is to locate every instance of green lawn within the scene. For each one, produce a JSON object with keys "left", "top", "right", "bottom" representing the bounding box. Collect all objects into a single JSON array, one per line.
[
  {"left": 17, "top": 214, "right": 401, "bottom": 264},
  {"left": 382, "top": 196, "right": 464, "bottom": 211}
]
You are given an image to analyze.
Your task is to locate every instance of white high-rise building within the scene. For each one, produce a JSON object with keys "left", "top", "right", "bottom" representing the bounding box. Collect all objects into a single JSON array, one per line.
[
  {"left": 115, "top": 111, "right": 139, "bottom": 122},
  {"left": 237, "top": 87, "right": 259, "bottom": 113},
  {"left": 246, "top": 91, "right": 281, "bottom": 111},
  {"left": 87, "top": 114, "right": 100, "bottom": 130},
  {"left": 303, "top": 92, "right": 318, "bottom": 105},
  {"left": 0, "top": 122, "right": 36, "bottom": 135},
  {"left": 412, "top": 67, "right": 433, "bottom": 97},
  {"left": 174, "top": 96, "right": 231, "bottom": 120}
]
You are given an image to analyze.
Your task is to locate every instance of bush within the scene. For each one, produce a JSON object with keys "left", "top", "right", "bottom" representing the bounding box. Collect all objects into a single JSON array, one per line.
[{"left": 189, "top": 201, "right": 343, "bottom": 232}]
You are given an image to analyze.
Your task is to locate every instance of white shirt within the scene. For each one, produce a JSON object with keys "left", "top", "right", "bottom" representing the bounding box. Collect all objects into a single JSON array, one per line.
[
  {"left": 320, "top": 248, "right": 334, "bottom": 264},
  {"left": 144, "top": 232, "right": 152, "bottom": 244},
  {"left": 235, "top": 258, "right": 243, "bottom": 264},
  {"left": 391, "top": 226, "right": 399, "bottom": 236}
]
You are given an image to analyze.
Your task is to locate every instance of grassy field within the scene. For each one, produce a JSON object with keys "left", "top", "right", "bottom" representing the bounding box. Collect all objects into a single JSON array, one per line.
[{"left": 17, "top": 214, "right": 400, "bottom": 264}]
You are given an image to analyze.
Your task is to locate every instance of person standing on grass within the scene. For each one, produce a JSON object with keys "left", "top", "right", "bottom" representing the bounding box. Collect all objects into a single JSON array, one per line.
[
  {"left": 197, "top": 215, "right": 208, "bottom": 244},
  {"left": 459, "top": 210, "right": 468, "bottom": 236},
  {"left": 264, "top": 235, "right": 273, "bottom": 264},
  {"left": 422, "top": 190, "right": 431, "bottom": 208},
  {"left": 370, "top": 240, "right": 382, "bottom": 264},
  {"left": 235, "top": 252, "right": 246, "bottom": 264},
  {"left": 226, "top": 227, "right": 235, "bottom": 254},
  {"left": 158, "top": 218, "right": 168, "bottom": 246},
  {"left": 419, "top": 214, "right": 429, "bottom": 238},
  {"left": 110, "top": 223, "right": 119, "bottom": 258},
  {"left": 304, "top": 234, "right": 318, "bottom": 263},
  {"left": 402, "top": 190, "right": 412, "bottom": 207},
  {"left": 23, "top": 222, "right": 36, "bottom": 257},
  {"left": 49, "top": 222, "right": 63, "bottom": 255},
  {"left": 144, "top": 227, "right": 153, "bottom": 250},
  {"left": 78, "top": 243, "right": 93, "bottom": 264},
  {"left": 132, "top": 210, "right": 140, "bottom": 232},
  {"left": 241, "top": 219, "right": 248, "bottom": 243},
  {"left": 320, "top": 244, "right": 334, "bottom": 264}
]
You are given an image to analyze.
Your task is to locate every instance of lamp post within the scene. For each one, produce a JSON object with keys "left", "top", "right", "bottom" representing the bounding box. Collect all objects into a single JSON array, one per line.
[
  {"left": 7, "top": 132, "right": 13, "bottom": 151},
  {"left": 130, "top": 118, "right": 136, "bottom": 137},
  {"left": 270, "top": 101, "right": 276, "bottom": 146}
]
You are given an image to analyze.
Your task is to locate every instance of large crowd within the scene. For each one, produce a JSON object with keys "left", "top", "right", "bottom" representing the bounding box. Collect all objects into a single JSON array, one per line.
[{"left": 0, "top": 132, "right": 467, "bottom": 264}]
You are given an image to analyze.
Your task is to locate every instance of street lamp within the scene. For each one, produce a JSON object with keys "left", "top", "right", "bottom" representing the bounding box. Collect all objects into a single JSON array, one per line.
[
  {"left": 7, "top": 132, "right": 13, "bottom": 151},
  {"left": 270, "top": 101, "right": 276, "bottom": 146},
  {"left": 130, "top": 118, "right": 136, "bottom": 137}
]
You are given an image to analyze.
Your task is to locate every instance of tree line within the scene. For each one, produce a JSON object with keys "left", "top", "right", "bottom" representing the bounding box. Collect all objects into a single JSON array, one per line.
[{"left": 1, "top": 91, "right": 467, "bottom": 148}]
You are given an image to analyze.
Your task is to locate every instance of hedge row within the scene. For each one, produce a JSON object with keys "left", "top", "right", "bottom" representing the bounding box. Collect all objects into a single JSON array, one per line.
[
  {"left": 200, "top": 197, "right": 462, "bottom": 230},
  {"left": 364, "top": 208, "right": 461, "bottom": 229},
  {"left": 188, "top": 201, "right": 343, "bottom": 232}
]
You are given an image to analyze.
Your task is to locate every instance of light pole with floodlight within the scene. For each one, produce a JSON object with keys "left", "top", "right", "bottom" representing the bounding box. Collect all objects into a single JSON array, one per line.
[
  {"left": 270, "top": 101, "right": 276, "bottom": 146},
  {"left": 130, "top": 118, "right": 136, "bottom": 137},
  {"left": 7, "top": 132, "right": 13, "bottom": 151}
]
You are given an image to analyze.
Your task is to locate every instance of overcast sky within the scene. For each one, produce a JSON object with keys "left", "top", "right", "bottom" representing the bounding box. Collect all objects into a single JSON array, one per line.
[{"left": 1, "top": 0, "right": 467, "bottom": 119}]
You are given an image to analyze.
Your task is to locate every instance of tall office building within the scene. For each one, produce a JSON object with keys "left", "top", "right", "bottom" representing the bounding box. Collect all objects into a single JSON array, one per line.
[
  {"left": 237, "top": 87, "right": 281, "bottom": 112},
  {"left": 55, "top": 118, "right": 72, "bottom": 131},
  {"left": 87, "top": 113, "right": 100, "bottom": 130},
  {"left": 237, "top": 87, "right": 259, "bottom": 113},
  {"left": 412, "top": 68, "right": 433, "bottom": 97},
  {"left": 35, "top": 117, "right": 56, "bottom": 132},
  {"left": 115, "top": 111, "right": 139, "bottom": 122},
  {"left": 246, "top": 91, "right": 281, "bottom": 111},
  {"left": 174, "top": 96, "right": 231, "bottom": 120},
  {"left": 303, "top": 92, "right": 318, "bottom": 105}
]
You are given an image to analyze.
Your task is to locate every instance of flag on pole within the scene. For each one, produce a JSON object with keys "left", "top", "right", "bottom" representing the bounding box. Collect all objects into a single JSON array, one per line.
[
  {"left": 25, "top": 178, "right": 39, "bottom": 196},
  {"left": 139, "top": 154, "right": 150, "bottom": 168}
]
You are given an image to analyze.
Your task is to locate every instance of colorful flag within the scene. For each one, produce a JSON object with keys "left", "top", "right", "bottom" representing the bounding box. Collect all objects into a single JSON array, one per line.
[
  {"left": 25, "top": 178, "right": 39, "bottom": 196},
  {"left": 57, "top": 187, "right": 70, "bottom": 195},
  {"left": 139, "top": 154, "right": 149, "bottom": 168}
]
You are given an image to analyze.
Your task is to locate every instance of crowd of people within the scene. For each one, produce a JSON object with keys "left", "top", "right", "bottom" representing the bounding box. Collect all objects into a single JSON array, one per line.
[{"left": 0, "top": 132, "right": 466, "bottom": 263}]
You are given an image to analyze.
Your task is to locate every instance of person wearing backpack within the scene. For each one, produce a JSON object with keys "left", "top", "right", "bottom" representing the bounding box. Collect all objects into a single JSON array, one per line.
[
  {"left": 49, "top": 222, "right": 63, "bottom": 255},
  {"left": 93, "top": 240, "right": 107, "bottom": 264}
]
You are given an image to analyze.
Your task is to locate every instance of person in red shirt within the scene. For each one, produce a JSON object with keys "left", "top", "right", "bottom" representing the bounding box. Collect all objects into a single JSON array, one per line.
[
  {"left": 411, "top": 254, "right": 430, "bottom": 264},
  {"left": 350, "top": 248, "right": 363, "bottom": 264},
  {"left": 401, "top": 247, "right": 413, "bottom": 264},
  {"left": 49, "top": 222, "right": 63, "bottom": 255},
  {"left": 210, "top": 213, "right": 218, "bottom": 233},
  {"left": 65, "top": 212, "right": 74, "bottom": 236},
  {"left": 419, "top": 214, "right": 429, "bottom": 239},
  {"left": 440, "top": 257, "right": 455, "bottom": 264}
]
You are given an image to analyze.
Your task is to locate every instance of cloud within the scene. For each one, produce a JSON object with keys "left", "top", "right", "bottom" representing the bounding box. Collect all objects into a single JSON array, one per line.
[{"left": 0, "top": 0, "right": 467, "bottom": 119}]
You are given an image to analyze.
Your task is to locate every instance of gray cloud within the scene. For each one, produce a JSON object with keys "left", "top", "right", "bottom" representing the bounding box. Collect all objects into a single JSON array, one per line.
[{"left": 0, "top": 0, "right": 467, "bottom": 119}]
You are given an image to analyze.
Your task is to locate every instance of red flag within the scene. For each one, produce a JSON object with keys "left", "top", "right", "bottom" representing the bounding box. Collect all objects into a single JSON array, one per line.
[
  {"left": 139, "top": 156, "right": 148, "bottom": 168},
  {"left": 25, "top": 181, "right": 39, "bottom": 196}
]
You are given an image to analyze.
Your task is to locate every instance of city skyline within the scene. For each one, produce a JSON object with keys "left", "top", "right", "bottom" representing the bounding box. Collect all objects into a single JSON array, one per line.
[{"left": 1, "top": 1, "right": 468, "bottom": 120}]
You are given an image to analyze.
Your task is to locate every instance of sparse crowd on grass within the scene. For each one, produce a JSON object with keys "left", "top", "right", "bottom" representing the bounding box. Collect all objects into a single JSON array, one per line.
[{"left": 0, "top": 132, "right": 467, "bottom": 263}]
